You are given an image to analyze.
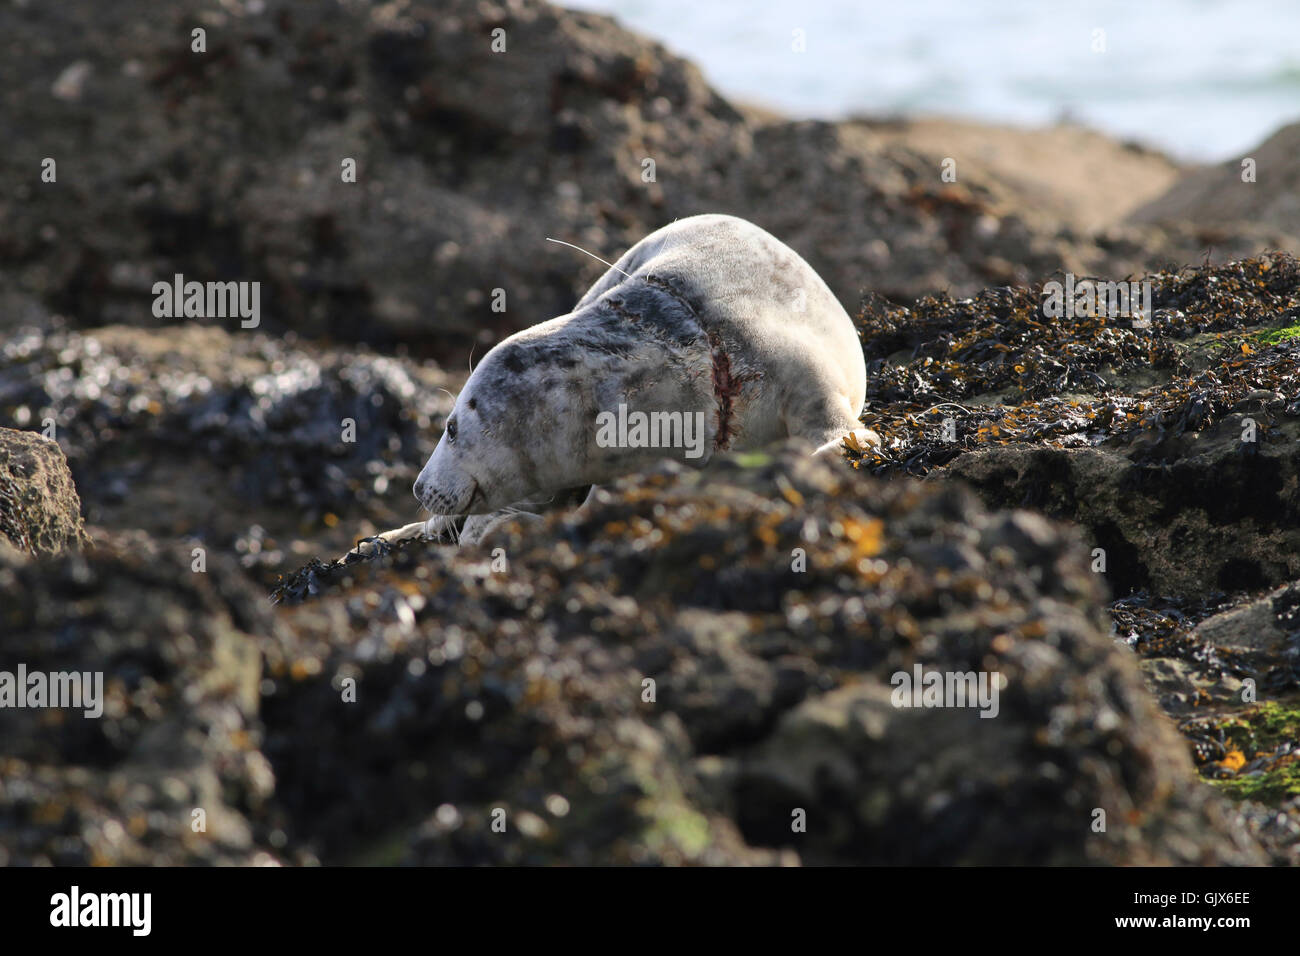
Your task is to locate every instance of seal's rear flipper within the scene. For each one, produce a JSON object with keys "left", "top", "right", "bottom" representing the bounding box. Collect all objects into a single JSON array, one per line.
[{"left": 812, "top": 428, "right": 881, "bottom": 460}]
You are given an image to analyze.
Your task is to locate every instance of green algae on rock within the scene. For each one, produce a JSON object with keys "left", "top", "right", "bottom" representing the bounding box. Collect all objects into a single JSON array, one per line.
[{"left": 1187, "top": 702, "right": 1300, "bottom": 806}]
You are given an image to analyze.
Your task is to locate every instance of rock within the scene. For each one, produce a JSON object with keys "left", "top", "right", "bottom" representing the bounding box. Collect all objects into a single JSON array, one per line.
[
  {"left": 3, "top": 444, "right": 1269, "bottom": 864},
  {"left": 1194, "top": 583, "right": 1300, "bottom": 656},
  {"left": 255, "top": 446, "right": 1264, "bottom": 864},
  {"left": 1235, "top": 796, "right": 1300, "bottom": 865},
  {"left": 0, "top": 322, "right": 456, "bottom": 576},
  {"left": 940, "top": 427, "right": 1300, "bottom": 597},
  {"left": 1109, "top": 583, "right": 1300, "bottom": 833},
  {"left": 0, "top": 0, "right": 1275, "bottom": 358},
  {"left": 0, "top": 426, "right": 89, "bottom": 556},
  {"left": 0, "top": 531, "right": 275, "bottom": 865},
  {"left": 855, "top": 255, "right": 1300, "bottom": 599},
  {"left": 1136, "top": 657, "right": 1246, "bottom": 716},
  {"left": 863, "top": 117, "right": 1185, "bottom": 234},
  {"left": 1130, "top": 122, "right": 1300, "bottom": 244},
  {"left": 840, "top": 254, "right": 1300, "bottom": 856},
  {"left": 0, "top": 0, "right": 750, "bottom": 347}
]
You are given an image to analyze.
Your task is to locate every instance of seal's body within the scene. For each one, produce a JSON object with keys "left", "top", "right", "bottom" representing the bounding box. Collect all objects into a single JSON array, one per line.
[{"left": 414, "top": 214, "right": 873, "bottom": 518}]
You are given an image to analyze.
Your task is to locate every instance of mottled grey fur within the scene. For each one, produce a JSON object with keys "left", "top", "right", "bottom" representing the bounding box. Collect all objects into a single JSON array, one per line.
[{"left": 413, "top": 214, "right": 872, "bottom": 526}]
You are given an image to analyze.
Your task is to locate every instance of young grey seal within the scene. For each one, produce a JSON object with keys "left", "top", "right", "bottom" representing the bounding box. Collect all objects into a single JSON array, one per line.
[{"left": 411, "top": 213, "right": 876, "bottom": 536}]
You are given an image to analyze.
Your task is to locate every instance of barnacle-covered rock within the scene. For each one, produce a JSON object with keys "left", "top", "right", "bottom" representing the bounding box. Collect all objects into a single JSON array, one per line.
[
  {"left": 0, "top": 426, "right": 89, "bottom": 557},
  {"left": 256, "top": 446, "right": 1265, "bottom": 864},
  {"left": 852, "top": 254, "right": 1300, "bottom": 598},
  {"left": 0, "top": 0, "right": 1274, "bottom": 359},
  {"left": 0, "top": 532, "right": 275, "bottom": 865},
  {"left": 0, "top": 322, "right": 455, "bottom": 576},
  {"left": 3, "top": 445, "right": 1271, "bottom": 864}
]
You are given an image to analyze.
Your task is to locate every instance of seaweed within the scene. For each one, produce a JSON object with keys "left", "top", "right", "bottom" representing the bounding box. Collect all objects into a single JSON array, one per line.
[{"left": 848, "top": 253, "right": 1300, "bottom": 477}]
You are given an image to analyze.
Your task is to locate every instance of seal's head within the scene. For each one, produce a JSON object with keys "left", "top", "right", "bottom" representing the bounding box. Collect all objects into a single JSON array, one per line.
[
  {"left": 413, "top": 295, "right": 713, "bottom": 517},
  {"left": 413, "top": 336, "right": 589, "bottom": 515}
]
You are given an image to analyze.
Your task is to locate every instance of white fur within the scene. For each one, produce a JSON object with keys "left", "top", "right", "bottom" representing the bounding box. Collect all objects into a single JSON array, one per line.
[{"left": 414, "top": 215, "right": 877, "bottom": 528}]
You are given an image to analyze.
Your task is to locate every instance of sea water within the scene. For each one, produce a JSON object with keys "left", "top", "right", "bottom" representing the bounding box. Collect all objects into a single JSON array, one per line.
[{"left": 560, "top": 0, "right": 1300, "bottom": 162}]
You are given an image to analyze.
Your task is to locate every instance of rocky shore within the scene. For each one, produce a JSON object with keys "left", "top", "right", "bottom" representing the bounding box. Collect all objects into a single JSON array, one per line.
[{"left": 2, "top": 0, "right": 1298, "bottom": 865}]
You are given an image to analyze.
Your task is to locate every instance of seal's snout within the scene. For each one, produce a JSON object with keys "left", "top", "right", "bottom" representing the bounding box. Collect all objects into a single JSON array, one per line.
[
  {"left": 413, "top": 473, "right": 431, "bottom": 506},
  {"left": 413, "top": 472, "right": 451, "bottom": 514},
  {"left": 413, "top": 448, "right": 482, "bottom": 515},
  {"left": 414, "top": 457, "right": 443, "bottom": 512}
]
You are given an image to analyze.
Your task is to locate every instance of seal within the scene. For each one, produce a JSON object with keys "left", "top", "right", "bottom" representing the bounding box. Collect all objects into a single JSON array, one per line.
[{"left": 413, "top": 214, "right": 877, "bottom": 526}]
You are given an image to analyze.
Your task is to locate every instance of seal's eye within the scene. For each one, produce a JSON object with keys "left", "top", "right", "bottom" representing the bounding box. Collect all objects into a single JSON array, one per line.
[{"left": 446, "top": 418, "right": 457, "bottom": 443}]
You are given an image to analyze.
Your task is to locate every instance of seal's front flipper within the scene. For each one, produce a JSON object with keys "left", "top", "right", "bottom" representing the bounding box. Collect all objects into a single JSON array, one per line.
[
  {"left": 340, "top": 518, "right": 441, "bottom": 563},
  {"left": 459, "top": 509, "right": 542, "bottom": 546},
  {"left": 459, "top": 484, "right": 599, "bottom": 545}
]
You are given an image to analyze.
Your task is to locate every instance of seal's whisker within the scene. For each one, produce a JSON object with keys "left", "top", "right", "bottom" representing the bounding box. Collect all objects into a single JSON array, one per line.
[{"left": 545, "top": 237, "right": 633, "bottom": 279}]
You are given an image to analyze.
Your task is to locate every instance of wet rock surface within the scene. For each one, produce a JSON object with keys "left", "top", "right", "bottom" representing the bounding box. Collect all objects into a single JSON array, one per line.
[
  {"left": 0, "top": 320, "right": 456, "bottom": 577},
  {"left": 0, "top": 426, "right": 89, "bottom": 557},
  {"left": 0, "top": 0, "right": 1281, "bottom": 362},
  {"left": 2, "top": 449, "right": 1271, "bottom": 864},
  {"left": 844, "top": 253, "right": 1300, "bottom": 849}
]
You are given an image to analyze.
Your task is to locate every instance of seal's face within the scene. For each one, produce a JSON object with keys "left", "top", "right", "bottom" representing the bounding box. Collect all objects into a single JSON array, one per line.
[
  {"left": 413, "top": 306, "right": 710, "bottom": 518},
  {"left": 414, "top": 387, "right": 514, "bottom": 515},
  {"left": 413, "top": 343, "right": 573, "bottom": 515},
  {"left": 412, "top": 403, "right": 486, "bottom": 515}
]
